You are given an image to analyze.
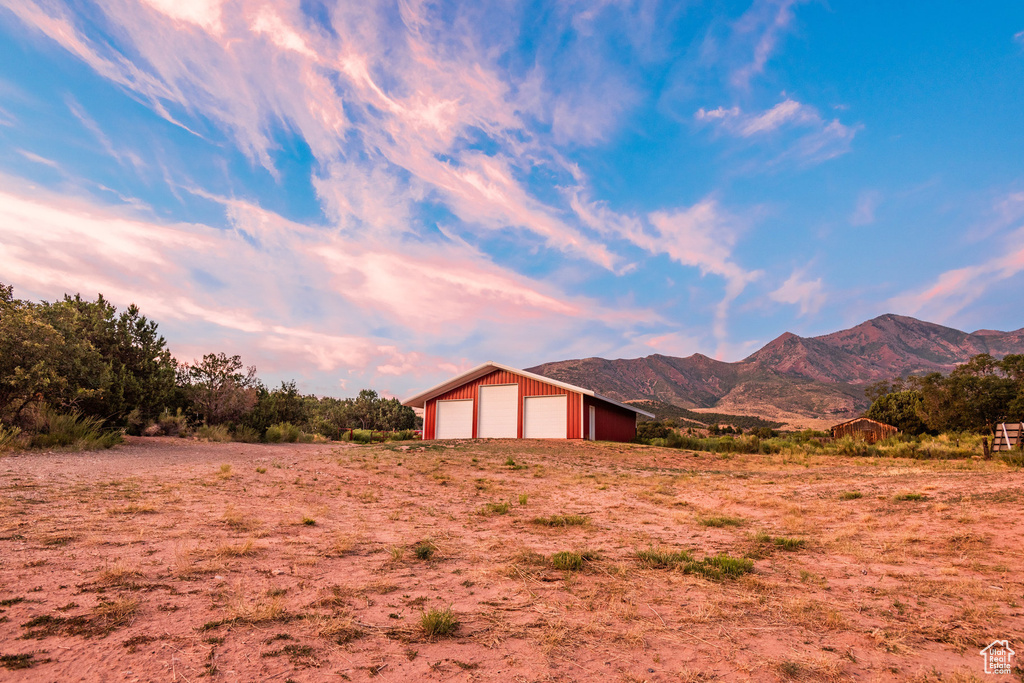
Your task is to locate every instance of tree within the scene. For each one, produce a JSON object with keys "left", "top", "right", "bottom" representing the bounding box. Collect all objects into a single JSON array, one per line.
[
  {"left": 179, "top": 353, "right": 259, "bottom": 424},
  {"left": 352, "top": 389, "right": 380, "bottom": 430},
  {"left": 243, "top": 381, "right": 308, "bottom": 436},
  {"left": 0, "top": 289, "right": 107, "bottom": 423},
  {"left": 377, "top": 397, "right": 416, "bottom": 431},
  {"left": 61, "top": 295, "right": 178, "bottom": 425},
  {"left": 865, "top": 390, "right": 928, "bottom": 435}
]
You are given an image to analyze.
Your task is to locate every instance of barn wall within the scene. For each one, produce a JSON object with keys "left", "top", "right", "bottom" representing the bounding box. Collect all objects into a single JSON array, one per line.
[
  {"left": 584, "top": 396, "right": 638, "bottom": 443},
  {"left": 832, "top": 419, "right": 897, "bottom": 444},
  {"left": 423, "top": 370, "right": 583, "bottom": 439}
]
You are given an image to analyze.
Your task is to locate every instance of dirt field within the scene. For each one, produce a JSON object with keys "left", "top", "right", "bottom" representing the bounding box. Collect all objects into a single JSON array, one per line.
[{"left": 0, "top": 437, "right": 1022, "bottom": 682}]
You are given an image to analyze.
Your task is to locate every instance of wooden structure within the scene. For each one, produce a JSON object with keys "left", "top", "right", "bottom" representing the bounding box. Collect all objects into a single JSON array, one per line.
[
  {"left": 403, "top": 362, "right": 654, "bottom": 442},
  {"left": 831, "top": 417, "right": 898, "bottom": 444},
  {"left": 993, "top": 423, "right": 1024, "bottom": 451}
]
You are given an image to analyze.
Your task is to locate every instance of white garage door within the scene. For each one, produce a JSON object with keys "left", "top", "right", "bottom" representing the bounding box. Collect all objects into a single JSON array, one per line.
[
  {"left": 436, "top": 399, "right": 473, "bottom": 439},
  {"left": 478, "top": 384, "right": 518, "bottom": 438},
  {"left": 523, "top": 395, "right": 567, "bottom": 439}
]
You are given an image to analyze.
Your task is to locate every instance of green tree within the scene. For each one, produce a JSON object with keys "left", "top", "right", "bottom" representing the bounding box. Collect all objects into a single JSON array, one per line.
[
  {"left": 61, "top": 295, "right": 177, "bottom": 425},
  {"left": 865, "top": 390, "right": 928, "bottom": 435},
  {"left": 179, "top": 353, "right": 259, "bottom": 424},
  {"left": 352, "top": 389, "right": 380, "bottom": 430},
  {"left": 0, "top": 288, "right": 107, "bottom": 422},
  {"left": 377, "top": 397, "right": 416, "bottom": 431}
]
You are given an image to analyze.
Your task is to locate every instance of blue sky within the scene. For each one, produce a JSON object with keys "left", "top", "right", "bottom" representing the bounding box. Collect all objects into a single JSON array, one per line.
[{"left": 1, "top": 1, "right": 1023, "bottom": 398}]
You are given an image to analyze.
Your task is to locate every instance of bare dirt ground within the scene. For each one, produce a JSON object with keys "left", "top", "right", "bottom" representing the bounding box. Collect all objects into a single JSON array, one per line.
[{"left": 1, "top": 437, "right": 1022, "bottom": 682}]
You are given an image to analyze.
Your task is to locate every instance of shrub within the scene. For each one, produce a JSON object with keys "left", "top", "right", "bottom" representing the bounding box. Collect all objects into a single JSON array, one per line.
[
  {"left": 29, "top": 410, "right": 122, "bottom": 450},
  {"left": 196, "top": 424, "right": 232, "bottom": 442},
  {"left": 157, "top": 408, "right": 189, "bottom": 437},
  {"left": 420, "top": 607, "right": 458, "bottom": 638},
  {"left": 350, "top": 429, "right": 376, "bottom": 444},
  {"left": 0, "top": 424, "right": 22, "bottom": 452},
  {"left": 839, "top": 491, "right": 863, "bottom": 500},
  {"left": 125, "top": 408, "right": 146, "bottom": 436},
  {"left": 232, "top": 425, "right": 261, "bottom": 443},
  {"left": 265, "top": 422, "right": 301, "bottom": 443},
  {"left": 413, "top": 540, "right": 436, "bottom": 560},
  {"left": 388, "top": 430, "right": 417, "bottom": 441},
  {"left": 1001, "top": 451, "right": 1024, "bottom": 467}
]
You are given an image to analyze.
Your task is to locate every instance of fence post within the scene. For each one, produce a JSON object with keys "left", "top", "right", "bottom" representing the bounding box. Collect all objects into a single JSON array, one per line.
[{"left": 982, "top": 437, "right": 990, "bottom": 459}]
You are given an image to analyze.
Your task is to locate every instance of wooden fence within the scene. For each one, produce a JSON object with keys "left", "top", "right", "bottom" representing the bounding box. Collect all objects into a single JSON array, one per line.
[{"left": 993, "top": 423, "right": 1023, "bottom": 451}]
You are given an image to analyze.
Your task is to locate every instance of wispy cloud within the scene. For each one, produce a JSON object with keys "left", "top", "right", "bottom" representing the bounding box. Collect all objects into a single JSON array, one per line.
[
  {"left": 695, "top": 98, "right": 859, "bottom": 165},
  {"left": 0, "top": 181, "right": 659, "bottom": 392},
  {"left": 64, "top": 95, "right": 145, "bottom": 171},
  {"left": 572, "top": 193, "right": 762, "bottom": 355},
  {"left": 887, "top": 243, "right": 1024, "bottom": 324},
  {"left": 16, "top": 149, "right": 61, "bottom": 169},
  {"left": 729, "top": 0, "right": 804, "bottom": 88},
  {"left": 850, "top": 190, "right": 881, "bottom": 226},
  {"left": 770, "top": 268, "right": 825, "bottom": 315},
  {"left": 0, "top": 1, "right": 625, "bottom": 269}
]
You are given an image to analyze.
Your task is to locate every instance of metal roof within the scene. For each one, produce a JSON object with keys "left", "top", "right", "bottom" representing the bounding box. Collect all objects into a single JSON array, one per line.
[{"left": 402, "top": 361, "right": 655, "bottom": 418}]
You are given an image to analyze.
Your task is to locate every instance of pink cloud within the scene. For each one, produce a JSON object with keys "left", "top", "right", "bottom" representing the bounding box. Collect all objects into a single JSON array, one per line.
[
  {"left": 1, "top": 0, "right": 620, "bottom": 268},
  {"left": 850, "top": 190, "right": 881, "bottom": 226},
  {"left": 695, "top": 98, "right": 859, "bottom": 164},
  {"left": 0, "top": 182, "right": 660, "bottom": 393},
  {"left": 572, "top": 192, "right": 762, "bottom": 347},
  {"left": 769, "top": 268, "right": 826, "bottom": 315},
  {"left": 887, "top": 237, "right": 1024, "bottom": 324},
  {"left": 730, "top": 0, "right": 803, "bottom": 88}
]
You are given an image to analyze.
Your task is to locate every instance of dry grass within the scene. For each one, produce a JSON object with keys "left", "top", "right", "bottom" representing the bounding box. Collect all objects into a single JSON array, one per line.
[{"left": 0, "top": 437, "right": 1021, "bottom": 680}]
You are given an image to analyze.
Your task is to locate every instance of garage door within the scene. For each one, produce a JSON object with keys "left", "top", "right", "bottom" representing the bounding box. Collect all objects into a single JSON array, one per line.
[
  {"left": 523, "top": 395, "right": 567, "bottom": 439},
  {"left": 478, "top": 384, "right": 518, "bottom": 438},
  {"left": 436, "top": 399, "right": 473, "bottom": 439}
]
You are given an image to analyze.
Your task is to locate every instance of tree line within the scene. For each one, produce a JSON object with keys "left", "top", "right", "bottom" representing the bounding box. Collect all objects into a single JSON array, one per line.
[
  {"left": 0, "top": 283, "right": 417, "bottom": 446},
  {"left": 866, "top": 353, "right": 1024, "bottom": 435}
]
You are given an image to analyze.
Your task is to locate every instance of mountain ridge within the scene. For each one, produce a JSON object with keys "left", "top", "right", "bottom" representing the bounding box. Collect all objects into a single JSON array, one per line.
[{"left": 526, "top": 314, "right": 1024, "bottom": 426}]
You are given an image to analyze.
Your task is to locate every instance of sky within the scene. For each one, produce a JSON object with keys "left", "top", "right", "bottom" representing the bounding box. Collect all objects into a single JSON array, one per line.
[{"left": 1, "top": 1, "right": 1024, "bottom": 399}]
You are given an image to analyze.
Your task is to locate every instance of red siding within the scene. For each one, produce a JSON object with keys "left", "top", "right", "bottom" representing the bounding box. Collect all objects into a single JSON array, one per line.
[
  {"left": 423, "top": 370, "right": 583, "bottom": 439},
  {"left": 584, "top": 396, "right": 638, "bottom": 443}
]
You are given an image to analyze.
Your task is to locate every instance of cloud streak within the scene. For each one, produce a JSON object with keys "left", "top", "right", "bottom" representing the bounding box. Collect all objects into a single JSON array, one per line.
[
  {"left": 0, "top": 181, "right": 658, "bottom": 393},
  {"left": 695, "top": 98, "right": 860, "bottom": 165}
]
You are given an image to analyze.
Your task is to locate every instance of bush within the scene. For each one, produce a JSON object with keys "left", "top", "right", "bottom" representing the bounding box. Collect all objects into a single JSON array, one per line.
[
  {"left": 125, "top": 408, "right": 147, "bottom": 436},
  {"left": 636, "top": 421, "right": 671, "bottom": 441},
  {"left": 196, "top": 424, "right": 231, "bottom": 442},
  {"left": 0, "top": 424, "right": 23, "bottom": 452},
  {"left": 1002, "top": 451, "right": 1024, "bottom": 467},
  {"left": 350, "top": 429, "right": 380, "bottom": 444},
  {"left": 420, "top": 607, "right": 458, "bottom": 638},
  {"left": 232, "top": 425, "right": 261, "bottom": 443},
  {"left": 158, "top": 408, "right": 189, "bottom": 437},
  {"left": 265, "top": 422, "right": 301, "bottom": 443},
  {"left": 387, "top": 429, "right": 417, "bottom": 441},
  {"left": 29, "top": 410, "right": 122, "bottom": 450}
]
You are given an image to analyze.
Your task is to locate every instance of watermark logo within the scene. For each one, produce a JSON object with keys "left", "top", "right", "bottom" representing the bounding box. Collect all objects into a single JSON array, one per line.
[{"left": 980, "top": 640, "right": 1015, "bottom": 675}]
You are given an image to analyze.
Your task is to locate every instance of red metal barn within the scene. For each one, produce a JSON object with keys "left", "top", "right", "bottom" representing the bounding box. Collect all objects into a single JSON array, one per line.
[{"left": 403, "top": 362, "right": 654, "bottom": 442}]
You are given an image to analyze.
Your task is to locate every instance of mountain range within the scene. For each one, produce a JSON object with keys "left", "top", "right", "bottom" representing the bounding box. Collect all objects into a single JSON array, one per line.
[{"left": 527, "top": 314, "right": 1024, "bottom": 427}]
